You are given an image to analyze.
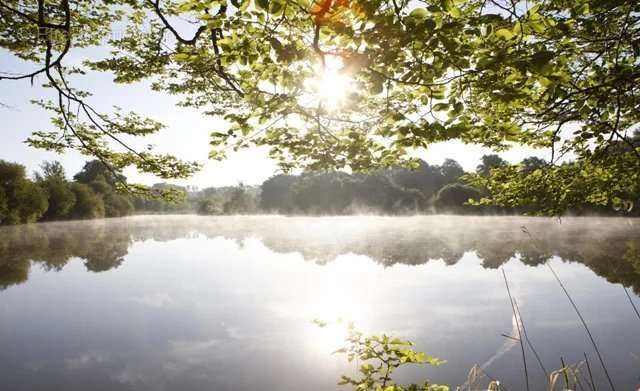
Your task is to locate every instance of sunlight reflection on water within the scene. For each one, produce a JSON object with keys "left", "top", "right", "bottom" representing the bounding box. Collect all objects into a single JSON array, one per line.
[{"left": 0, "top": 215, "right": 638, "bottom": 391}]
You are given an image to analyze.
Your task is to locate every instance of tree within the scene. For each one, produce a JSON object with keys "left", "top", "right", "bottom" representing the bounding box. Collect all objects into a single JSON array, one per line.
[
  {"left": 223, "top": 184, "right": 258, "bottom": 214},
  {"left": 40, "top": 177, "right": 76, "bottom": 219},
  {"left": 15, "top": 181, "right": 49, "bottom": 223},
  {"left": 0, "top": 160, "right": 48, "bottom": 224},
  {"left": 1, "top": 0, "right": 639, "bottom": 213},
  {"left": 0, "top": 188, "right": 8, "bottom": 220},
  {"left": 74, "top": 160, "right": 124, "bottom": 187},
  {"left": 73, "top": 161, "right": 135, "bottom": 217},
  {"left": 37, "top": 161, "right": 67, "bottom": 181},
  {"left": 197, "top": 198, "right": 224, "bottom": 215},
  {"left": 69, "top": 183, "right": 105, "bottom": 219},
  {"left": 390, "top": 160, "right": 446, "bottom": 198},
  {"left": 103, "top": 192, "right": 133, "bottom": 217},
  {"left": 36, "top": 161, "right": 76, "bottom": 220},
  {"left": 435, "top": 183, "right": 483, "bottom": 213},
  {"left": 521, "top": 157, "right": 547, "bottom": 175},
  {"left": 440, "top": 159, "right": 465, "bottom": 183},
  {"left": 291, "top": 172, "right": 355, "bottom": 214},
  {"left": 352, "top": 173, "right": 425, "bottom": 213},
  {"left": 134, "top": 183, "right": 190, "bottom": 212},
  {"left": 476, "top": 154, "right": 508, "bottom": 177},
  {"left": 260, "top": 174, "right": 296, "bottom": 213},
  {"left": 468, "top": 157, "right": 640, "bottom": 215}
]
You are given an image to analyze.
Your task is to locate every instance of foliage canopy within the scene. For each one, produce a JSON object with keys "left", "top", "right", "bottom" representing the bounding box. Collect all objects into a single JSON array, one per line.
[{"left": 1, "top": 0, "right": 639, "bottom": 212}]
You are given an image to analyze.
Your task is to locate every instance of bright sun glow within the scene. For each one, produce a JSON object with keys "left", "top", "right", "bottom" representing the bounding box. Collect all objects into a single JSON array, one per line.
[
  {"left": 309, "top": 55, "right": 354, "bottom": 111},
  {"left": 304, "top": 256, "right": 375, "bottom": 353}
]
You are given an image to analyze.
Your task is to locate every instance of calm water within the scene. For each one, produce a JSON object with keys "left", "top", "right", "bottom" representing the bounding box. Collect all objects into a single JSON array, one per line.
[{"left": 1, "top": 216, "right": 639, "bottom": 390}]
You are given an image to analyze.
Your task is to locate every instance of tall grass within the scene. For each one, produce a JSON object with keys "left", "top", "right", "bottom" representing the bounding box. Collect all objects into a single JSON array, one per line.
[
  {"left": 501, "top": 269, "right": 530, "bottom": 391},
  {"left": 546, "top": 262, "right": 616, "bottom": 391},
  {"left": 623, "top": 286, "right": 640, "bottom": 322}
]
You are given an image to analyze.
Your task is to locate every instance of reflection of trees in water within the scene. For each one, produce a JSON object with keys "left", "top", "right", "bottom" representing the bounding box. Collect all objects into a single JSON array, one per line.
[
  {"left": 0, "top": 222, "right": 132, "bottom": 289},
  {"left": 0, "top": 216, "right": 639, "bottom": 294}
]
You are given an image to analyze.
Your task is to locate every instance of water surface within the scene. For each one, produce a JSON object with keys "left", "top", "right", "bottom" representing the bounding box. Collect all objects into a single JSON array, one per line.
[{"left": 1, "top": 216, "right": 639, "bottom": 390}]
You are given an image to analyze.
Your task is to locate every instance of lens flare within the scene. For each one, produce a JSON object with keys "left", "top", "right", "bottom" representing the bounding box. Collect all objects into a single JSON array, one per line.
[{"left": 309, "top": 55, "right": 353, "bottom": 111}]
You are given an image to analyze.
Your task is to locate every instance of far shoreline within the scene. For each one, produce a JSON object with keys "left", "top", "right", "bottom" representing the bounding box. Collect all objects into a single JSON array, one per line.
[{"left": 2, "top": 213, "right": 638, "bottom": 230}]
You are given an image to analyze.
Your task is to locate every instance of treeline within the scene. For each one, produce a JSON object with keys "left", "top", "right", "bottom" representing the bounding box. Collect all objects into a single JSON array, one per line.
[
  {"left": 192, "top": 153, "right": 637, "bottom": 216},
  {"left": 134, "top": 183, "right": 260, "bottom": 215},
  {"left": 141, "top": 158, "right": 483, "bottom": 215},
  {"left": 260, "top": 159, "right": 470, "bottom": 214},
  {"left": 1, "top": 152, "right": 634, "bottom": 225},
  {"left": 0, "top": 157, "right": 265, "bottom": 225},
  {"left": 0, "top": 160, "right": 133, "bottom": 225},
  {"left": 163, "top": 156, "right": 533, "bottom": 215}
]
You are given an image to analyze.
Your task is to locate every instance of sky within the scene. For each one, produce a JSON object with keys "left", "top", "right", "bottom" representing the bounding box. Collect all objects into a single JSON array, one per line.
[{"left": 0, "top": 43, "right": 549, "bottom": 189}]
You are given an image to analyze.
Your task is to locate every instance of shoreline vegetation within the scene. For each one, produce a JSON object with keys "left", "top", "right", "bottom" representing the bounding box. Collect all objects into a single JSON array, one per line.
[
  {"left": 1, "top": 155, "right": 639, "bottom": 226},
  {"left": 320, "top": 310, "right": 614, "bottom": 391},
  {"left": 321, "top": 255, "right": 639, "bottom": 391}
]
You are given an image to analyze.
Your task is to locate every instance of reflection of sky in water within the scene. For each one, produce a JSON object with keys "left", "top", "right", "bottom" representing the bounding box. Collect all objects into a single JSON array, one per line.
[{"left": 0, "top": 216, "right": 639, "bottom": 390}]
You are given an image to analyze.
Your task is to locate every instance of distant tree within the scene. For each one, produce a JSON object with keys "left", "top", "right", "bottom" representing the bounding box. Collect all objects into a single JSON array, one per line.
[
  {"left": 259, "top": 162, "right": 465, "bottom": 215},
  {"left": 36, "top": 161, "right": 76, "bottom": 220},
  {"left": 390, "top": 160, "right": 444, "bottom": 198},
  {"left": 0, "top": 188, "right": 7, "bottom": 220},
  {"left": 440, "top": 159, "right": 465, "bottom": 183},
  {"left": 40, "top": 178, "right": 76, "bottom": 220},
  {"left": 292, "top": 172, "right": 355, "bottom": 214},
  {"left": 352, "top": 173, "right": 397, "bottom": 212},
  {"left": 197, "top": 198, "right": 223, "bottom": 215},
  {"left": 476, "top": 155, "right": 507, "bottom": 177},
  {"left": 435, "top": 183, "right": 482, "bottom": 213},
  {"left": 37, "top": 161, "right": 67, "bottom": 181},
  {"left": 352, "top": 173, "right": 424, "bottom": 213},
  {"left": 521, "top": 157, "right": 547, "bottom": 175},
  {"left": 134, "top": 183, "right": 190, "bottom": 213},
  {"left": 0, "top": 161, "right": 27, "bottom": 224},
  {"left": 89, "top": 174, "right": 113, "bottom": 194},
  {"left": 260, "top": 175, "right": 296, "bottom": 213},
  {"left": 0, "top": 160, "right": 48, "bottom": 224},
  {"left": 15, "top": 182, "right": 48, "bottom": 223},
  {"left": 69, "top": 183, "right": 105, "bottom": 219},
  {"left": 103, "top": 192, "right": 134, "bottom": 217},
  {"left": 73, "top": 161, "right": 134, "bottom": 218},
  {"left": 74, "top": 160, "right": 124, "bottom": 186},
  {"left": 223, "top": 184, "right": 258, "bottom": 214}
]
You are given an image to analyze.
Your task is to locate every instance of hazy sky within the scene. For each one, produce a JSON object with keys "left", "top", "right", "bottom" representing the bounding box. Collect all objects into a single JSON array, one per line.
[{"left": 0, "top": 47, "right": 549, "bottom": 189}]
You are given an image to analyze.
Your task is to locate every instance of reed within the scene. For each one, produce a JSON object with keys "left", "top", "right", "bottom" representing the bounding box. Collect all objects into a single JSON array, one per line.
[
  {"left": 583, "top": 352, "right": 596, "bottom": 391},
  {"left": 623, "top": 286, "right": 640, "bottom": 322},
  {"left": 546, "top": 262, "right": 616, "bottom": 391},
  {"left": 502, "top": 268, "right": 530, "bottom": 391},
  {"left": 461, "top": 364, "right": 508, "bottom": 391},
  {"left": 513, "top": 300, "right": 549, "bottom": 379}
]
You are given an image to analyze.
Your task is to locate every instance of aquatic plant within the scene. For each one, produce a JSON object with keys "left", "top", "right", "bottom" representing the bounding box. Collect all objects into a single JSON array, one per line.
[{"left": 315, "top": 320, "right": 448, "bottom": 391}]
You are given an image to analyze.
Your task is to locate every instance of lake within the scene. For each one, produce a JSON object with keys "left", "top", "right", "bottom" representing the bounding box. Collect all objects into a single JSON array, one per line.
[{"left": 0, "top": 215, "right": 639, "bottom": 390}]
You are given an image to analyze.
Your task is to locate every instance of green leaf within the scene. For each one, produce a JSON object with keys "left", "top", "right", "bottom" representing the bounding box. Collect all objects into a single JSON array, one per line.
[
  {"left": 409, "top": 8, "right": 428, "bottom": 20},
  {"left": 448, "top": 7, "right": 462, "bottom": 18},
  {"left": 495, "top": 28, "right": 514, "bottom": 40},
  {"left": 255, "top": 0, "right": 269, "bottom": 10},
  {"left": 432, "top": 103, "right": 449, "bottom": 111},
  {"left": 173, "top": 53, "right": 190, "bottom": 61}
]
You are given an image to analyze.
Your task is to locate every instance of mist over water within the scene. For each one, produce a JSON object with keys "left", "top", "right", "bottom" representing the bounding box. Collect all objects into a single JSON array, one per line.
[{"left": 0, "top": 215, "right": 639, "bottom": 390}]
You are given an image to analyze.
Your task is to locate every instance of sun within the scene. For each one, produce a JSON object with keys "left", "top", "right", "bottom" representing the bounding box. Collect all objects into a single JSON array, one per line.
[{"left": 308, "top": 55, "right": 354, "bottom": 111}]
